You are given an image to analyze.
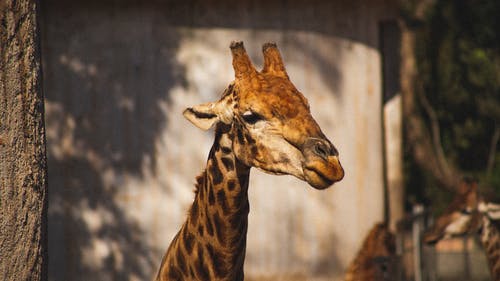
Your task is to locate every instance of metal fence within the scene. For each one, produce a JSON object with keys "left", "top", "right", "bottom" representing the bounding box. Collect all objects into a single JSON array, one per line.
[{"left": 384, "top": 205, "right": 491, "bottom": 281}]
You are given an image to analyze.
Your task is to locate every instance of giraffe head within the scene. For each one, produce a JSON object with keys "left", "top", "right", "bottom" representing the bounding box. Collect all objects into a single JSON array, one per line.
[
  {"left": 183, "top": 41, "right": 344, "bottom": 189},
  {"left": 424, "top": 180, "right": 484, "bottom": 244}
]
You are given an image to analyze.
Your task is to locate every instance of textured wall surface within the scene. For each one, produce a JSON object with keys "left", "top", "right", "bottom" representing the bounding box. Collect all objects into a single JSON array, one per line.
[{"left": 40, "top": 0, "right": 397, "bottom": 280}]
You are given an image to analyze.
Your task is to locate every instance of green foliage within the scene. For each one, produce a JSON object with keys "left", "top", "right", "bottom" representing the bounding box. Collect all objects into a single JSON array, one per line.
[{"left": 409, "top": 0, "right": 500, "bottom": 206}]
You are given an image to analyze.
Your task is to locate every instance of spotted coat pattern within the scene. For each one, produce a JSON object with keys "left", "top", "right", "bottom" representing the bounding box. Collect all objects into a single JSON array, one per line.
[{"left": 344, "top": 223, "right": 396, "bottom": 281}]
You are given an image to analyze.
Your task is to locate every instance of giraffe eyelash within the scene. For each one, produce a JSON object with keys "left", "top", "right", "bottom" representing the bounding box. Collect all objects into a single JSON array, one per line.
[{"left": 241, "top": 111, "right": 264, "bottom": 124}]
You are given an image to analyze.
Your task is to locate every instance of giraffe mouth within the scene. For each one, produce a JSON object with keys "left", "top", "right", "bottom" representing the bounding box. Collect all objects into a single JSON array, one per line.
[
  {"left": 304, "top": 167, "right": 335, "bottom": 189},
  {"left": 297, "top": 138, "right": 344, "bottom": 189},
  {"left": 303, "top": 157, "right": 344, "bottom": 189}
]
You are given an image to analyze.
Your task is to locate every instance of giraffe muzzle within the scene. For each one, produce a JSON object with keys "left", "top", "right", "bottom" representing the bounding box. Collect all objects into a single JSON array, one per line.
[{"left": 302, "top": 138, "right": 344, "bottom": 189}]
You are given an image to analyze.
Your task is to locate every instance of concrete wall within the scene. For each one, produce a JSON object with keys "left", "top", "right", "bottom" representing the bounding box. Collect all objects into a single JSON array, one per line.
[{"left": 41, "top": 0, "right": 398, "bottom": 280}]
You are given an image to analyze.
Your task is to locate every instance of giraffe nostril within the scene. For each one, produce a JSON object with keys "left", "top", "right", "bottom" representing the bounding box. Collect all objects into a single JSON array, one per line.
[
  {"left": 314, "top": 142, "right": 329, "bottom": 159},
  {"left": 304, "top": 138, "right": 339, "bottom": 160}
]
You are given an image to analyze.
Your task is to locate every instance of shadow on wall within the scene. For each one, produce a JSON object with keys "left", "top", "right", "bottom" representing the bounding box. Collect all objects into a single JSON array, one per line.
[
  {"left": 40, "top": 0, "right": 392, "bottom": 279},
  {"left": 41, "top": 2, "right": 186, "bottom": 280}
]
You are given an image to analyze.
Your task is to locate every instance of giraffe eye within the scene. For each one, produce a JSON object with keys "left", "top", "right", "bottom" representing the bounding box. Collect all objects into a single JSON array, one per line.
[{"left": 241, "top": 111, "right": 263, "bottom": 124}]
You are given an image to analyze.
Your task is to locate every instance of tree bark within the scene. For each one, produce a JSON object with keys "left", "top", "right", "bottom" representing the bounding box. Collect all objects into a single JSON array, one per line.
[
  {"left": 0, "top": 1, "right": 48, "bottom": 280},
  {"left": 487, "top": 125, "right": 500, "bottom": 176},
  {"left": 399, "top": 15, "right": 461, "bottom": 192}
]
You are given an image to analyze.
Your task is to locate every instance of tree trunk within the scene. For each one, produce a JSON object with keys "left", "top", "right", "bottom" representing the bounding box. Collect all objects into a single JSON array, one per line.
[
  {"left": 399, "top": 13, "right": 461, "bottom": 192},
  {"left": 0, "top": 1, "right": 48, "bottom": 280}
]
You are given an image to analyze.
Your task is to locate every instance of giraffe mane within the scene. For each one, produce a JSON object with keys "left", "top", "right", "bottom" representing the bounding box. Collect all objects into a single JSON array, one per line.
[{"left": 193, "top": 173, "right": 205, "bottom": 195}]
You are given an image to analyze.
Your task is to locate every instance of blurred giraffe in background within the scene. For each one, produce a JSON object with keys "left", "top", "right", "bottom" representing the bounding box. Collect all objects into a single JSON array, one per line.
[
  {"left": 344, "top": 223, "right": 396, "bottom": 281},
  {"left": 155, "top": 41, "right": 344, "bottom": 281},
  {"left": 424, "top": 179, "right": 500, "bottom": 280}
]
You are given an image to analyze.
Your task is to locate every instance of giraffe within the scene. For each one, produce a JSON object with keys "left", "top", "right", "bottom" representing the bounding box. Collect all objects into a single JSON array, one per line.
[
  {"left": 155, "top": 41, "right": 345, "bottom": 281},
  {"left": 344, "top": 223, "right": 396, "bottom": 281},
  {"left": 424, "top": 179, "right": 500, "bottom": 280}
]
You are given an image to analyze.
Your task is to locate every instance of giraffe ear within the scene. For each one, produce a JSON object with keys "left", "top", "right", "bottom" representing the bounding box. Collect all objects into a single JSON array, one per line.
[
  {"left": 184, "top": 83, "right": 236, "bottom": 130},
  {"left": 183, "top": 103, "right": 220, "bottom": 130},
  {"left": 183, "top": 100, "right": 234, "bottom": 131}
]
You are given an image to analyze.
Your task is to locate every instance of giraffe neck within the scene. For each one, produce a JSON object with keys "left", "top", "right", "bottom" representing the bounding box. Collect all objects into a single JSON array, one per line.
[
  {"left": 344, "top": 223, "right": 395, "bottom": 281},
  {"left": 480, "top": 215, "right": 500, "bottom": 280},
  {"left": 157, "top": 124, "right": 251, "bottom": 281}
]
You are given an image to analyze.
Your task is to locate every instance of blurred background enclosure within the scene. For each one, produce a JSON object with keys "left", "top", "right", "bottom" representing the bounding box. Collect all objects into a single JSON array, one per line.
[
  {"left": 403, "top": 0, "right": 500, "bottom": 209},
  {"left": 37, "top": 0, "right": 499, "bottom": 280}
]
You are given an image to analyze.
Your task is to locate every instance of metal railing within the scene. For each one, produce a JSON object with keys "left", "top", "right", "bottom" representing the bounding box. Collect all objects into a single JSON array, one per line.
[{"left": 385, "top": 205, "right": 491, "bottom": 281}]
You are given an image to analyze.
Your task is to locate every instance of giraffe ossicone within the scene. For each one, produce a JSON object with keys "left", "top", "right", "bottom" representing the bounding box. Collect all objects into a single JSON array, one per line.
[{"left": 156, "top": 41, "right": 344, "bottom": 281}]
